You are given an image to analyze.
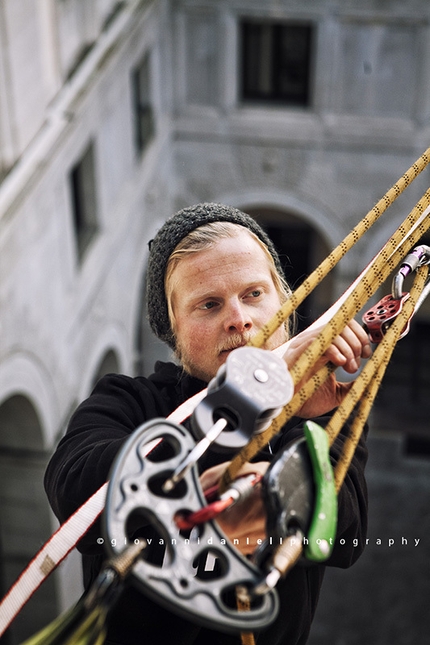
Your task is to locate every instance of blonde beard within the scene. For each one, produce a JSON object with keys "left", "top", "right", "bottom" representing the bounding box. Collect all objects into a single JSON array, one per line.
[{"left": 175, "top": 329, "right": 288, "bottom": 383}]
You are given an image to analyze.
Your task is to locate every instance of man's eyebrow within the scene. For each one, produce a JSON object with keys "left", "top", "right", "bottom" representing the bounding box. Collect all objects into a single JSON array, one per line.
[
  {"left": 188, "top": 279, "right": 273, "bottom": 302},
  {"left": 186, "top": 290, "right": 219, "bottom": 304}
]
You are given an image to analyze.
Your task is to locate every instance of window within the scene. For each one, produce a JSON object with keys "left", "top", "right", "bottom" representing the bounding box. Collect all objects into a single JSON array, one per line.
[
  {"left": 69, "top": 142, "right": 98, "bottom": 261},
  {"left": 241, "top": 20, "right": 313, "bottom": 107},
  {"left": 132, "top": 54, "right": 154, "bottom": 155}
]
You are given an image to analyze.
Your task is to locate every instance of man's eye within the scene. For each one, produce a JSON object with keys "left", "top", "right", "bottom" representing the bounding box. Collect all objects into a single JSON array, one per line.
[
  {"left": 201, "top": 301, "right": 217, "bottom": 310},
  {"left": 249, "top": 290, "right": 262, "bottom": 297}
]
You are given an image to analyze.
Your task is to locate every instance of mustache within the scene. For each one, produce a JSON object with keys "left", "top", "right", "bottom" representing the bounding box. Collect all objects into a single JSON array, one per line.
[{"left": 217, "top": 332, "right": 254, "bottom": 353}]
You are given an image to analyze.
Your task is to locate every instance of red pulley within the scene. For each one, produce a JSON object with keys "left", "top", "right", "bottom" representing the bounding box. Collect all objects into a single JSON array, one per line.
[{"left": 362, "top": 292, "right": 410, "bottom": 343}]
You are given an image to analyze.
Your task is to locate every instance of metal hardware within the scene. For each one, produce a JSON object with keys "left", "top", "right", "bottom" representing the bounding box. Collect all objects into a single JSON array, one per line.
[
  {"left": 174, "top": 473, "right": 261, "bottom": 531},
  {"left": 191, "top": 346, "right": 294, "bottom": 452},
  {"left": 103, "top": 418, "right": 279, "bottom": 634},
  {"left": 392, "top": 244, "right": 430, "bottom": 300},
  {"left": 103, "top": 354, "right": 335, "bottom": 627},
  {"left": 254, "top": 422, "right": 337, "bottom": 594},
  {"left": 163, "top": 347, "right": 293, "bottom": 492},
  {"left": 362, "top": 245, "right": 430, "bottom": 343},
  {"left": 362, "top": 293, "right": 410, "bottom": 343},
  {"left": 302, "top": 421, "right": 337, "bottom": 562},
  {"left": 162, "top": 418, "right": 227, "bottom": 492},
  {"left": 253, "top": 530, "right": 304, "bottom": 596}
]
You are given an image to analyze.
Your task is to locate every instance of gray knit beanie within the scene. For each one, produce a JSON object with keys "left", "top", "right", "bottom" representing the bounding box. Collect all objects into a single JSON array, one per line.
[{"left": 146, "top": 202, "right": 285, "bottom": 348}]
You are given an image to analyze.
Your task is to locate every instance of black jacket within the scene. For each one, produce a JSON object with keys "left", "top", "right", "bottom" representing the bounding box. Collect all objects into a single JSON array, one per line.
[{"left": 44, "top": 361, "right": 368, "bottom": 645}]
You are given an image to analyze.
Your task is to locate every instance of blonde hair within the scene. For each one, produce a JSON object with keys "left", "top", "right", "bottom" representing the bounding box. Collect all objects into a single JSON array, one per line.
[{"left": 165, "top": 221, "right": 295, "bottom": 338}]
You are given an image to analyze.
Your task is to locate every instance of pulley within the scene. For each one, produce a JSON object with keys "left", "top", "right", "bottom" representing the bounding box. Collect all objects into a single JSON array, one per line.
[
  {"left": 191, "top": 346, "right": 294, "bottom": 451},
  {"left": 163, "top": 346, "right": 294, "bottom": 491},
  {"left": 254, "top": 421, "right": 337, "bottom": 593},
  {"left": 103, "top": 418, "right": 279, "bottom": 633},
  {"left": 362, "top": 244, "right": 430, "bottom": 343}
]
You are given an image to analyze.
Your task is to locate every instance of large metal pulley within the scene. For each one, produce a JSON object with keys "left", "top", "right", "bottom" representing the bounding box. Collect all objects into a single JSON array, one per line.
[
  {"left": 102, "top": 347, "right": 336, "bottom": 633},
  {"left": 103, "top": 419, "right": 279, "bottom": 633}
]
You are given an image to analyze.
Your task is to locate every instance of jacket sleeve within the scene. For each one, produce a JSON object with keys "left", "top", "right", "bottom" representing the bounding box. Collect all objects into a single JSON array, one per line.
[{"left": 44, "top": 374, "right": 163, "bottom": 553}]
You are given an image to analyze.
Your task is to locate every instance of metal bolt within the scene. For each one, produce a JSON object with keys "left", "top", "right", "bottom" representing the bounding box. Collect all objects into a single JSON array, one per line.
[{"left": 254, "top": 368, "right": 269, "bottom": 383}]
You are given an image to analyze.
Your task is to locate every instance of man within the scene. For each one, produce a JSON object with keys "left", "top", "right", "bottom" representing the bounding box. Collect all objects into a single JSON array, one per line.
[{"left": 45, "top": 203, "right": 371, "bottom": 645}]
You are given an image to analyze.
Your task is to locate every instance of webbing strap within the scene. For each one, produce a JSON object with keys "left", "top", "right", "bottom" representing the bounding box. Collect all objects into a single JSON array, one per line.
[
  {"left": 0, "top": 484, "right": 108, "bottom": 636},
  {"left": 0, "top": 391, "right": 207, "bottom": 638}
]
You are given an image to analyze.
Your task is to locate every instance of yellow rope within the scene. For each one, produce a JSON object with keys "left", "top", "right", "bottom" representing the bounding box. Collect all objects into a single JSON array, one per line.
[
  {"left": 248, "top": 146, "right": 430, "bottom": 350},
  {"left": 229, "top": 146, "right": 430, "bottom": 645},
  {"left": 239, "top": 633, "right": 256, "bottom": 645},
  {"left": 287, "top": 190, "right": 430, "bottom": 389},
  {"left": 330, "top": 265, "right": 428, "bottom": 491},
  {"left": 236, "top": 268, "right": 428, "bottom": 645},
  {"left": 220, "top": 188, "right": 430, "bottom": 491}
]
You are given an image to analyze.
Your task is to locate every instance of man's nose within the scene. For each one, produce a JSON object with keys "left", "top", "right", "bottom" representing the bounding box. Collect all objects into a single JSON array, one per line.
[{"left": 224, "top": 301, "right": 252, "bottom": 333}]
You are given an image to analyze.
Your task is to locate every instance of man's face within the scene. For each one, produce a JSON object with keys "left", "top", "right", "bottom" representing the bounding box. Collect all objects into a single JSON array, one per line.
[{"left": 169, "top": 230, "right": 288, "bottom": 382}]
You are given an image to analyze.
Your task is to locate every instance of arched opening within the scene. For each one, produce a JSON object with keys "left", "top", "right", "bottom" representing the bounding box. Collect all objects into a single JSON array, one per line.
[
  {"left": 0, "top": 395, "right": 58, "bottom": 644},
  {"left": 246, "top": 206, "right": 334, "bottom": 332},
  {"left": 90, "top": 349, "right": 120, "bottom": 391}
]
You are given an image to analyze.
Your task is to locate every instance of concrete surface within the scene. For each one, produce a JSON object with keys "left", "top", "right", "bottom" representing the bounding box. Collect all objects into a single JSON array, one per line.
[{"left": 308, "top": 433, "right": 430, "bottom": 645}]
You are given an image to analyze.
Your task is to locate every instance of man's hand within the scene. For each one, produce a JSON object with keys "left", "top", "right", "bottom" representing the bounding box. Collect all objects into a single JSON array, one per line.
[
  {"left": 199, "top": 461, "right": 270, "bottom": 555},
  {"left": 282, "top": 319, "right": 372, "bottom": 418}
]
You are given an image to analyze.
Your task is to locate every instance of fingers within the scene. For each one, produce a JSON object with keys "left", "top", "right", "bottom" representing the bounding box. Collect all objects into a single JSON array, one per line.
[
  {"left": 235, "top": 461, "right": 270, "bottom": 479},
  {"left": 345, "top": 319, "right": 372, "bottom": 358},
  {"left": 199, "top": 461, "right": 270, "bottom": 555},
  {"left": 199, "top": 461, "right": 231, "bottom": 493},
  {"left": 199, "top": 461, "right": 269, "bottom": 494},
  {"left": 283, "top": 319, "right": 372, "bottom": 374},
  {"left": 325, "top": 320, "right": 372, "bottom": 373}
]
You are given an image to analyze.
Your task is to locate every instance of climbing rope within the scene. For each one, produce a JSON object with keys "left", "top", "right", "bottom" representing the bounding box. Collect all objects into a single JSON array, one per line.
[
  {"left": 216, "top": 148, "right": 430, "bottom": 645},
  {"left": 248, "top": 147, "right": 430, "bottom": 350},
  {"left": 225, "top": 150, "right": 430, "bottom": 645},
  {"left": 236, "top": 265, "right": 430, "bottom": 645},
  {"left": 3, "top": 148, "right": 430, "bottom": 644},
  {"left": 220, "top": 179, "right": 430, "bottom": 491},
  {"left": 329, "top": 264, "right": 428, "bottom": 492}
]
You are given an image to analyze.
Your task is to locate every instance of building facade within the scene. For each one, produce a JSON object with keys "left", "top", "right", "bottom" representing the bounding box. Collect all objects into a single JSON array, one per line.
[{"left": 1, "top": 0, "right": 430, "bottom": 642}]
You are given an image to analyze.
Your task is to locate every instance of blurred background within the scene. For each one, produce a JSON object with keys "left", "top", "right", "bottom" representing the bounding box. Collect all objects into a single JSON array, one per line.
[{"left": 0, "top": 0, "right": 429, "bottom": 643}]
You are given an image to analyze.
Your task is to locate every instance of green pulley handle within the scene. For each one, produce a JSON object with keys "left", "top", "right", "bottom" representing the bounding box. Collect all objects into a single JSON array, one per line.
[{"left": 303, "top": 420, "right": 337, "bottom": 562}]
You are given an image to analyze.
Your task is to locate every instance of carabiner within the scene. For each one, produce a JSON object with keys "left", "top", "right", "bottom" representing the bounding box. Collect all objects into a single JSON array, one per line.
[
  {"left": 363, "top": 244, "right": 430, "bottom": 343},
  {"left": 392, "top": 244, "right": 430, "bottom": 300}
]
